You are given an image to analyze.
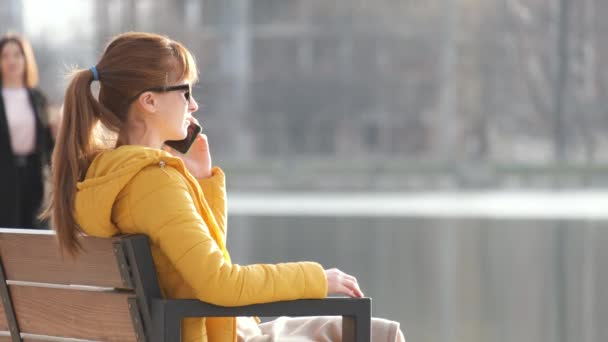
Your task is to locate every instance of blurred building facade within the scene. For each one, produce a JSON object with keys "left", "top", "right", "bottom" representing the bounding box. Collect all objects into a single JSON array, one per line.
[
  {"left": 2, "top": 0, "right": 608, "bottom": 190},
  {"left": 0, "top": 0, "right": 22, "bottom": 32}
]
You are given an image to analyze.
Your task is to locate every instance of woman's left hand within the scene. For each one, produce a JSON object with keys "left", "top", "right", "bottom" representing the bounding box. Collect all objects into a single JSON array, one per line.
[{"left": 163, "top": 117, "right": 212, "bottom": 179}]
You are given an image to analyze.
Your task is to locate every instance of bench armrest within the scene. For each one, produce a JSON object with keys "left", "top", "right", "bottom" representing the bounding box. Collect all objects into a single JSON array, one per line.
[
  {"left": 154, "top": 297, "right": 370, "bottom": 317},
  {"left": 149, "top": 297, "right": 371, "bottom": 342}
]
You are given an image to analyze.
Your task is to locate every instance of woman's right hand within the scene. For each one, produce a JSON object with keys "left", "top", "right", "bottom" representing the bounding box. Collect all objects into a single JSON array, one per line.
[
  {"left": 324, "top": 268, "right": 364, "bottom": 298},
  {"left": 163, "top": 117, "right": 212, "bottom": 179}
]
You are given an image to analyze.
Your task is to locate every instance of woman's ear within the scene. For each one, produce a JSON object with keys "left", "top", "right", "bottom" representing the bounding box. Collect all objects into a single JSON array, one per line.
[{"left": 136, "top": 92, "right": 157, "bottom": 113}]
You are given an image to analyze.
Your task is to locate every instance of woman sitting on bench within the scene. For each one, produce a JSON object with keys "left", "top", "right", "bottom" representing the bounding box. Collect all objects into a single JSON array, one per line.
[{"left": 43, "top": 32, "right": 405, "bottom": 342}]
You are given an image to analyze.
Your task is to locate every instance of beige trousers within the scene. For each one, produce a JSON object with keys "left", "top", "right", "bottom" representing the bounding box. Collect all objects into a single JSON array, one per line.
[{"left": 237, "top": 316, "right": 404, "bottom": 342}]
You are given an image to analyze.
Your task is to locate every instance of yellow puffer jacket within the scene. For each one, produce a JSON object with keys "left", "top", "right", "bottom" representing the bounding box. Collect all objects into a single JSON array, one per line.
[{"left": 74, "top": 145, "right": 327, "bottom": 341}]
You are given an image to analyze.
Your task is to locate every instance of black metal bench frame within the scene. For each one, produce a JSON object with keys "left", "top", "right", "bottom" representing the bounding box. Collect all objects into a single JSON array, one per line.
[{"left": 121, "top": 234, "right": 372, "bottom": 342}]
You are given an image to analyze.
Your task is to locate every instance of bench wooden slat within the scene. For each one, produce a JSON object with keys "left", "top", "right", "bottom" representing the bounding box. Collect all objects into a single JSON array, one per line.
[
  {"left": 0, "top": 294, "right": 6, "bottom": 331},
  {"left": 0, "top": 334, "right": 98, "bottom": 342},
  {"left": 0, "top": 229, "right": 129, "bottom": 289},
  {"left": 10, "top": 285, "right": 137, "bottom": 341},
  {"left": 0, "top": 338, "right": 55, "bottom": 342},
  {"left": 0, "top": 337, "right": 68, "bottom": 342}
]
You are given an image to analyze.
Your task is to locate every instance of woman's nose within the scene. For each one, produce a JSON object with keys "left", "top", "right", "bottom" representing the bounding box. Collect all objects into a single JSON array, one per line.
[{"left": 189, "top": 96, "right": 199, "bottom": 113}]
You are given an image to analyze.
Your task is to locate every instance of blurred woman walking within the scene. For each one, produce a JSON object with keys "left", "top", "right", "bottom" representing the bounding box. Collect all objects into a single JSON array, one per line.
[{"left": 0, "top": 33, "right": 54, "bottom": 229}]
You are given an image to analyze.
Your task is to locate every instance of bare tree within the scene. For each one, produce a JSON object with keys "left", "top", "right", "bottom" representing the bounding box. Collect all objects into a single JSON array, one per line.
[
  {"left": 553, "top": 0, "right": 570, "bottom": 162},
  {"left": 505, "top": 0, "right": 553, "bottom": 127},
  {"left": 571, "top": 0, "right": 600, "bottom": 164}
]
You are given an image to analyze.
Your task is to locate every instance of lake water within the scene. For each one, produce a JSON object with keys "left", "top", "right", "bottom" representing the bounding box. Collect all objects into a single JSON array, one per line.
[{"left": 226, "top": 193, "right": 607, "bottom": 342}]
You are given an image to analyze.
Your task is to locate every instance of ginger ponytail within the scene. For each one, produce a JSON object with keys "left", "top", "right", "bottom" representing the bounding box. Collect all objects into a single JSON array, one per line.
[{"left": 42, "top": 68, "right": 103, "bottom": 255}]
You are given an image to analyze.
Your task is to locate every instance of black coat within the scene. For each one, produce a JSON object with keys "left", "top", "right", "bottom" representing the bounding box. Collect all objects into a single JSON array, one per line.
[{"left": 0, "top": 88, "right": 54, "bottom": 227}]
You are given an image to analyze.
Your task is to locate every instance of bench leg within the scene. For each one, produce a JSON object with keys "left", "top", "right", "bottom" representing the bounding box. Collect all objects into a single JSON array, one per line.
[
  {"left": 163, "top": 315, "right": 181, "bottom": 342},
  {"left": 151, "top": 301, "right": 182, "bottom": 342},
  {"left": 343, "top": 314, "right": 371, "bottom": 342}
]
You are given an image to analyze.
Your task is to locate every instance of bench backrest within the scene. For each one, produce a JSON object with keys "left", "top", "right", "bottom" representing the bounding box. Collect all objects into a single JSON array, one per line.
[{"left": 0, "top": 228, "right": 150, "bottom": 342}]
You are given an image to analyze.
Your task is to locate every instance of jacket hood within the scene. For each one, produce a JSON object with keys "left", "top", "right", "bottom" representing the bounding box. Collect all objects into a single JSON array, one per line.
[{"left": 75, "top": 145, "right": 185, "bottom": 237}]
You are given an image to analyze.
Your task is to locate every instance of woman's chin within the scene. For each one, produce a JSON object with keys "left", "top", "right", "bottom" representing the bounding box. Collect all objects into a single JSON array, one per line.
[{"left": 168, "top": 132, "right": 187, "bottom": 142}]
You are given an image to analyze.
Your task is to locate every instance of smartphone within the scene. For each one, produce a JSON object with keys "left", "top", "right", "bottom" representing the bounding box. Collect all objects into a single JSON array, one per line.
[{"left": 164, "top": 122, "right": 202, "bottom": 154}]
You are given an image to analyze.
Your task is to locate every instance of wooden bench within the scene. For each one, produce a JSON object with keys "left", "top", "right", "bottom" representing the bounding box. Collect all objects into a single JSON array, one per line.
[{"left": 0, "top": 228, "right": 371, "bottom": 341}]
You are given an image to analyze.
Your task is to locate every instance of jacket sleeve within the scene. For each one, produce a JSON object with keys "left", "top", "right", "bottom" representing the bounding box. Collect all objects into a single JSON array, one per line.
[
  {"left": 127, "top": 166, "right": 328, "bottom": 306},
  {"left": 196, "top": 166, "right": 227, "bottom": 236}
]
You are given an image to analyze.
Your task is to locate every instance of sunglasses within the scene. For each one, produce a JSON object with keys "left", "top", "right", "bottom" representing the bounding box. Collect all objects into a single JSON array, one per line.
[{"left": 129, "top": 84, "right": 191, "bottom": 104}]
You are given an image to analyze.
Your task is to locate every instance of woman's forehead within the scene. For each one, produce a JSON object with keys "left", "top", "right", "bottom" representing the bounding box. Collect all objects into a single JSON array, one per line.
[
  {"left": 167, "top": 55, "right": 198, "bottom": 82},
  {"left": 1, "top": 41, "right": 22, "bottom": 54},
  {"left": 166, "top": 70, "right": 195, "bottom": 86}
]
